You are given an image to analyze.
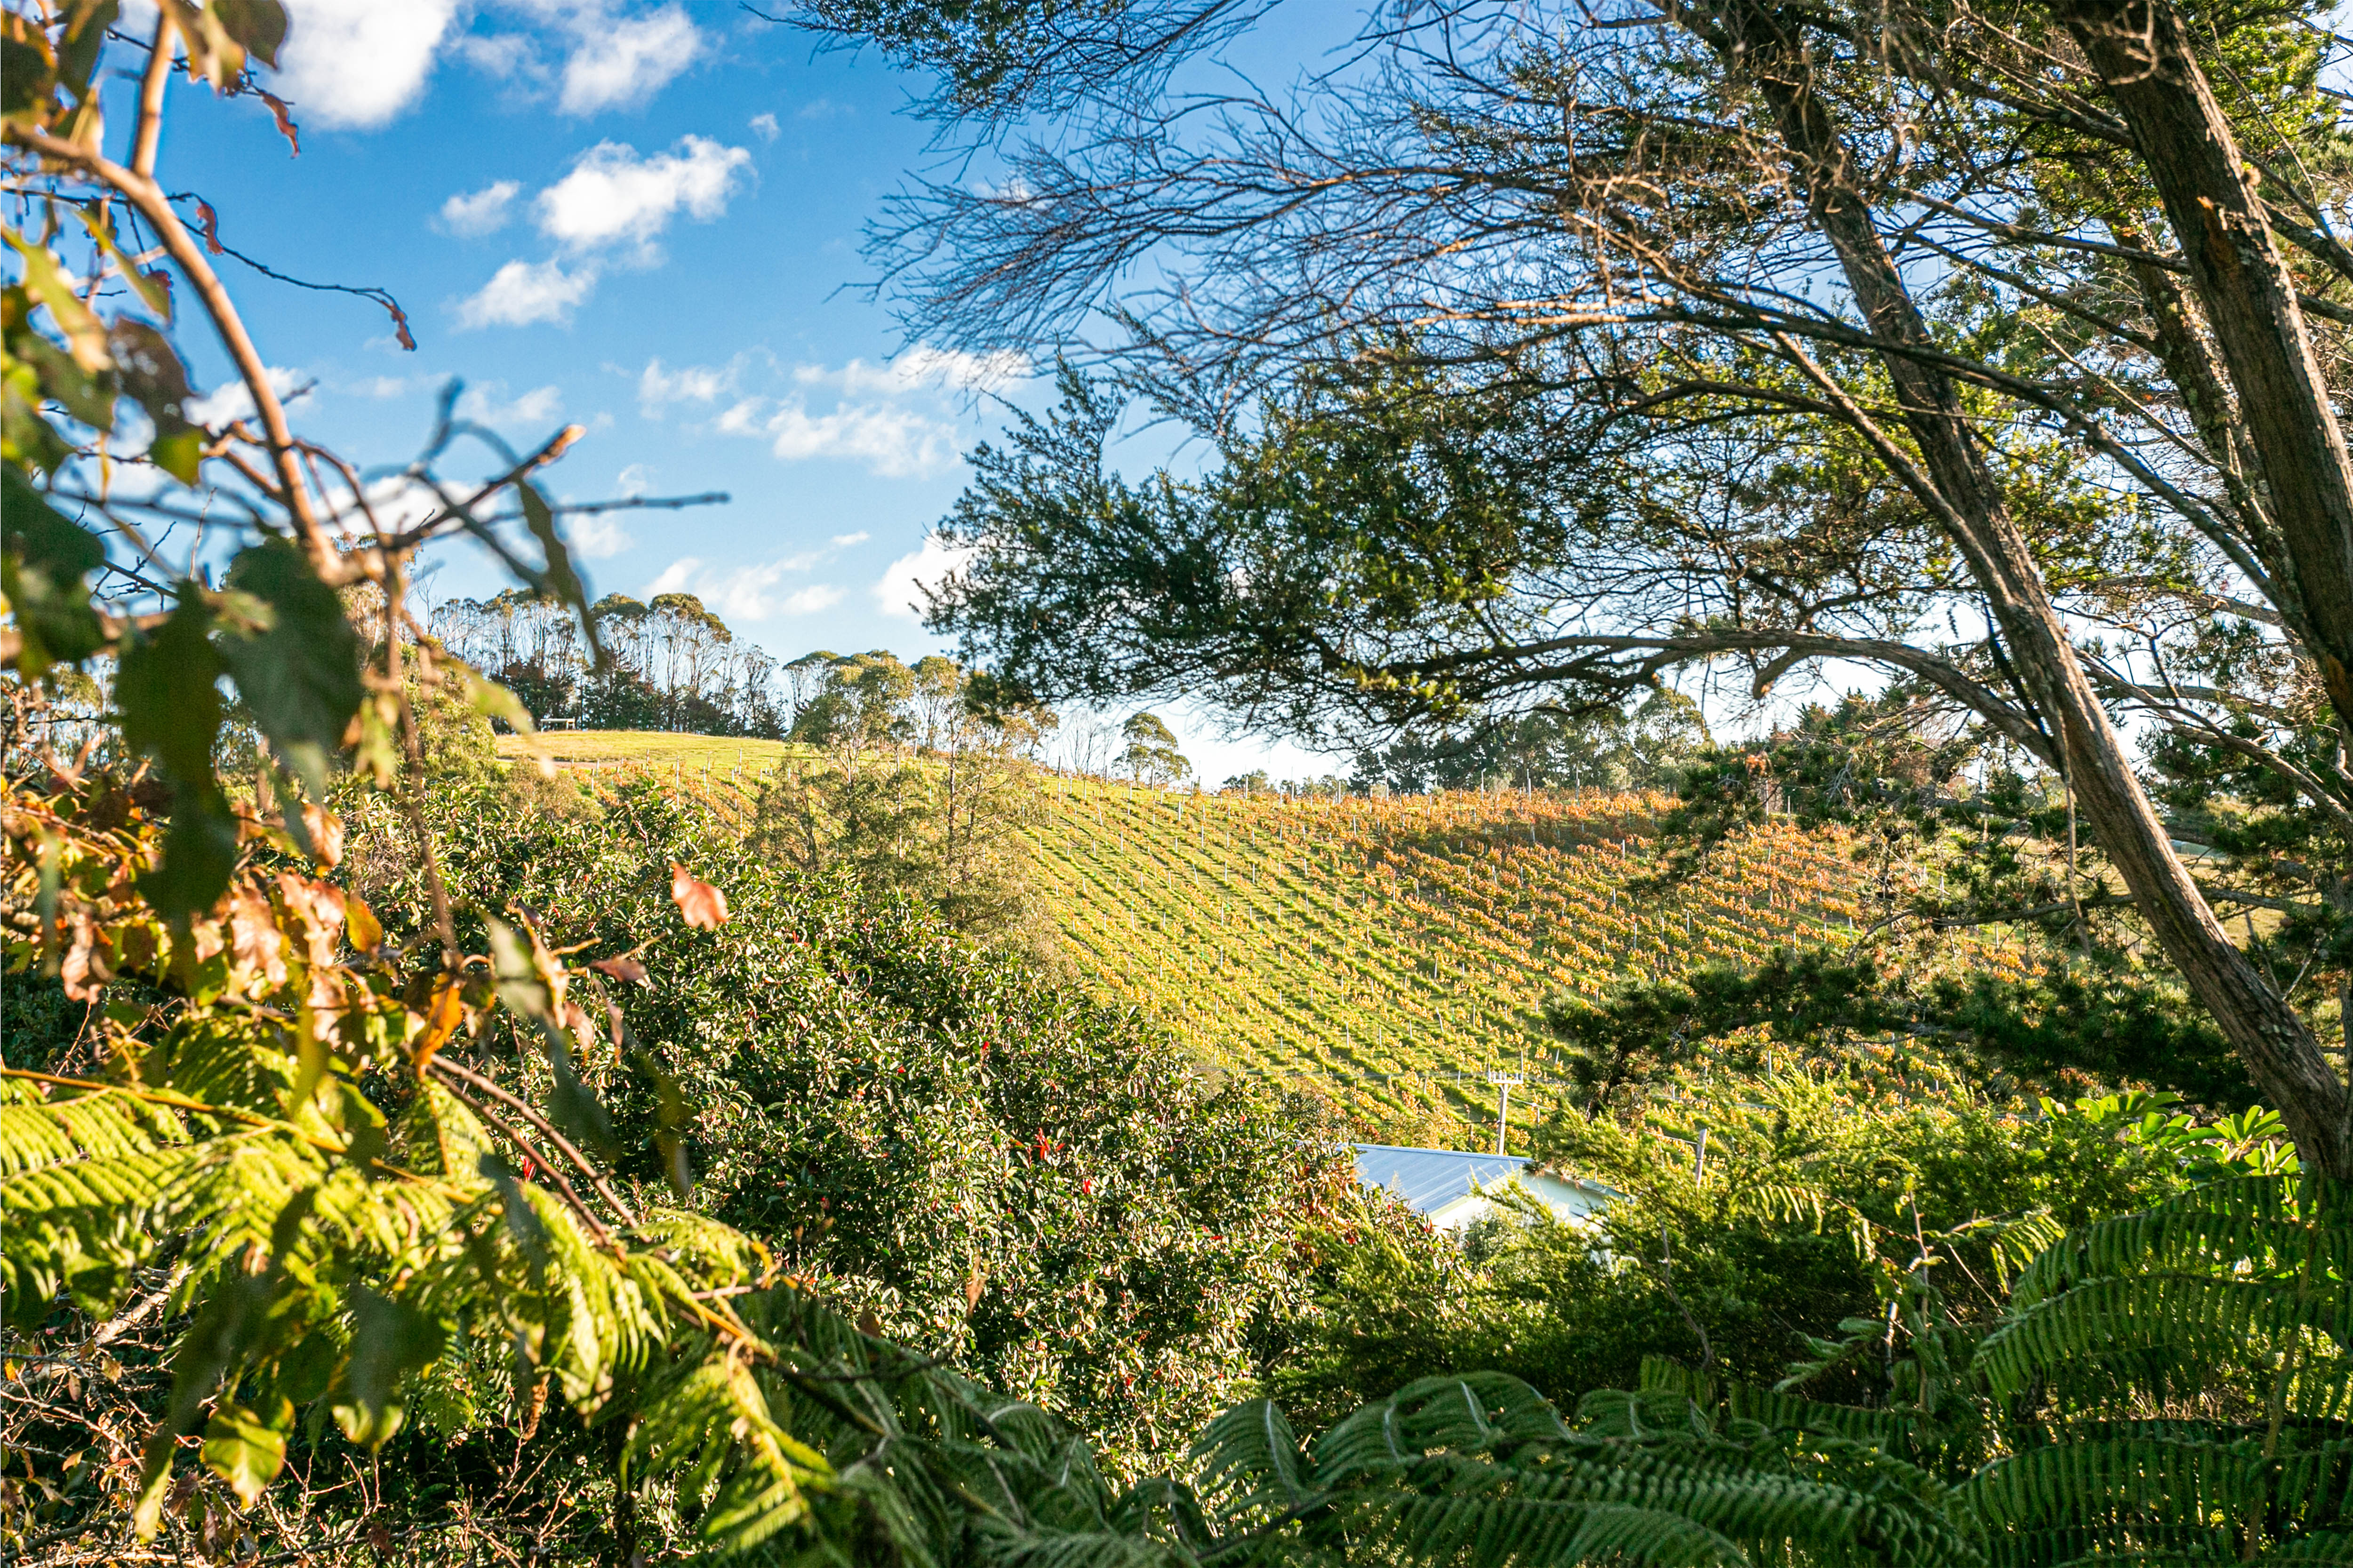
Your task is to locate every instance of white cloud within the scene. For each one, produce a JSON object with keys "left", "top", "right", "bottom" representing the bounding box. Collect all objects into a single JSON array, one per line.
[
  {"left": 451, "top": 31, "right": 536, "bottom": 78},
  {"left": 643, "top": 557, "right": 841, "bottom": 621},
  {"left": 277, "top": 0, "right": 461, "bottom": 128},
  {"left": 715, "top": 397, "right": 768, "bottom": 436},
  {"left": 566, "top": 513, "right": 634, "bottom": 558},
  {"left": 748, "top": 112, "right": 779, "bottom": 141},
  {"left": 830, "top": 531, "right": 869, "bottom": 547},
  {"left": 874, "top": 536, "right": 975, "bottom": 621},
  {"left": 439, "top": 180, "right": 521, "bottom": 236},
  {"left": 797, "top": 98, "right": 845, "bottom": 120},
  {"left": 764, "top": 400, "right": 958, "bottom": 478},
  {"left": 782, "top": 584, "right": 847, "bottom": 615},
  {"left": 673, "top": 352, "right": 1003, "bottom": 477},
  {"left": 186, "top": 366, "right": 310, "bottom": 428},
  {"left": 319, "top": 472, "right": 444, "bottom": 537},
  {"left": 616, "top": 462, "right": 652, "bottom": 496},
  {"left": 559, "top": 5, "right": 700, "bottom": 114},
  {"left": 536, "top": 136, "right": 752, "bottom": 257},
  {"left": 457, "top": 258, "right": 597, "bottom": 328},
  {"left": 643, "top": 533, "right": 864, "bottom": 619},
  {"left": 637, "top": 356, "right": 735, "bottom": 415},
  {"left": 793, "top": 345, "right": 1030, "bottom": 397},
  {"left": 457, "top": 381, "right": 565, "bottom": 425},
  {"left": 347, "top": 374, "right": 420, "bottom": 398}
]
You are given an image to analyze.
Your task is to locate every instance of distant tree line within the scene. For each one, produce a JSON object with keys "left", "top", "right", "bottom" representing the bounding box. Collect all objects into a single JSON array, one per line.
[
  {"left": 430, "top": 589, "right": 791, "bottom": 736},
  {"left": 427, "top": 594, "right": 1201, "bottom": 777},
  {"left": 438, "top": 587, "right": 1732, "bottom": 800}
]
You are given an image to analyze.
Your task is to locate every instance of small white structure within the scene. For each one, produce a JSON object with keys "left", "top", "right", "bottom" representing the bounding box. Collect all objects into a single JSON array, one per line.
[{"left": 1353, "top": 1144, "right": 1614, "bottom": 1233}]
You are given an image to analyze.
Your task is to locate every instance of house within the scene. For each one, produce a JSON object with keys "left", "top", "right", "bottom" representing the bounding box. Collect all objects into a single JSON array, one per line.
[{"left": 1352, "top": 1144, "right": 1616, "bottom": 1233}]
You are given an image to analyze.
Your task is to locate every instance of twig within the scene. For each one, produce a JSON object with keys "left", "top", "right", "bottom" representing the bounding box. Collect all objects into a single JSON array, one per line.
[{"left": 428, "top": 1056, "right": 640, "bottom": 1230}]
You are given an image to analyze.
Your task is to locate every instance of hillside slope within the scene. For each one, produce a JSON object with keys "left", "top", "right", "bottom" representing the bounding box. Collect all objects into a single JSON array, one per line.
[
  {"left": 1018, "top": 776, "right": 1889, "bottom": 1144},
  {"left": 497, "top": 732, "right": 1995, "bottom": 1145}
]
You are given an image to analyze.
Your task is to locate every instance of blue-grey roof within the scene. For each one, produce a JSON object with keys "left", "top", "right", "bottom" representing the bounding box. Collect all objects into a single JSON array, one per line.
[{"left": 1353, "top": 1144, "right": 1534, "bottom": 1214}]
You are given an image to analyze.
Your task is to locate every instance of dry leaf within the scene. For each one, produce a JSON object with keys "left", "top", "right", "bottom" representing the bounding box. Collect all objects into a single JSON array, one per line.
[
  {"left": 275, "top": 874, "right": 346, "bottom": 967},
  {"left": 301, "top": 803, "right": 344, "bottom": 869},
  {"left": 669, "top": 863, "right": 730, "bottom": 929},
  {"left": 346, "top": 895, "right": 384, "bottom": 953},
  {"left": 590, "top": 954, "right": 649, "bottom": 984},
  {"left": 60, "top": 910, "right": 110, "bottom": 1003},
  {"left": 227, "top": 888, "right": 288, "bottom": 989},
  {"left": 411, "top": 979, "right": 465, "bottom": 1074}
]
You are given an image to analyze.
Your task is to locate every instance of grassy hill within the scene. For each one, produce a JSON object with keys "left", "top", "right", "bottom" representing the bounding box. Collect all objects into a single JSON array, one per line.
[{"left": 498, "top": 731, "right": 2009, "bottom": 1146}]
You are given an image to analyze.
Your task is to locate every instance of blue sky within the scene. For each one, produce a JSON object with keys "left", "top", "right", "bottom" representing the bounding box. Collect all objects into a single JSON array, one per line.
[{"left": 148, "top": 0, "right": 1321, "bottom": 780}]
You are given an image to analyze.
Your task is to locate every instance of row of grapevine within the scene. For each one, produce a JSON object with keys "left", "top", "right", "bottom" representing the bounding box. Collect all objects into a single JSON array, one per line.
[
  {"left": 1012, "top": 779, "right": 2015, "bottom": 1144},
  {"left": 534, "top": 744, "right": 2026, "bottom": 1147}
]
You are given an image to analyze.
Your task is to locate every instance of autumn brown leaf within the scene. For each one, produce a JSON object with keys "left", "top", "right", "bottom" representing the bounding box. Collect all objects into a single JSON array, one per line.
[
  {"left": 669, "top": 864, "right": 729, "bottom": 929},
  {"left": 411, "top": 979, "right": 465, "bottom": 1074},
  {"left": 591, "top": 954, "right": 649, "bottom": 984}
]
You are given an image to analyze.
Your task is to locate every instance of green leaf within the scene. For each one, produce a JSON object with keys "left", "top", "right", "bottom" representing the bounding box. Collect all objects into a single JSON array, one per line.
[
  {"left": 120, "top": 591, "right": 237, "bottom": 918},
  {"left": 453, "top": 658, "right": 536, "bottom": 735},
  {"left": 14, "top": 324, "right": 113, "bottom": 429},
  {"left": 163, "top": 0, "right": 248, "bottom": 88},
  {"left": 143, "top": 790, "right": 240, "bottom": 921},
  {"left": 215, "top": 537, "right": 361, "bottom": 795},
  {"left": 118, "top": 590, "right": 224, "bottom": 788},
  {"left": 81, "top": 205, "right": 170, "bottom": 319},
  {"left": 108, "top": 324, "right": 201, "bottom": 482},
  {"left": 1, "top": 465, "right": 107, "bottom": 676},
  {"left": 3, "top": 229, "right": 109, "bottom": 373},
  {"left": 329, "top": 1288, "right": 446, "bottom": 1449},
  {"left": 520, "top": 480, "right": 602, "bottom": 662},
  {"left": 0, "top": 35, "right": 53, "bottom": 119},
  {"left": 58, "top": 1, "right": 119, "bottom": 97},
  {"left": 212, "top": 0, "right": 288, "bottom": 69},
  {"left": 200, "top": 1403, "right": 288, "bottom": 1506},
  {"left": 3, "top": 350, "right": 77, "bottom": 472},
  {"left": 133, "top": 1267, "right": 276, "bottom": 1537}
]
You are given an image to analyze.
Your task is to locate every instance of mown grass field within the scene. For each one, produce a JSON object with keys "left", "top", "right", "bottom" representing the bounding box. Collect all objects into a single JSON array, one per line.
[{"left": 498, "top": 731, "right": 2018, "bottom": 1144}]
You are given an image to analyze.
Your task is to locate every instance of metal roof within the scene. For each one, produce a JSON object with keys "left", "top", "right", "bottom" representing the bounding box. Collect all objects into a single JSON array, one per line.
[{"left": 1353, "top": 1144, "right": 1542, "bottom": 1215}]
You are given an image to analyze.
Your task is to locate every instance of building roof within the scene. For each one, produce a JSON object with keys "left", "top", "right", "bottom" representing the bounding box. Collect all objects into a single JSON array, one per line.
[{"left": 1353, "top": 1144, "right": 1578, "bottom": 1216}]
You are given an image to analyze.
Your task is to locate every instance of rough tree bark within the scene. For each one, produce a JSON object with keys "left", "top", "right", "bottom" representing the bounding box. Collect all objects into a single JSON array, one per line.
[
  {"left": 2057, "top": 0, "right": 2353, "bottom": 744},
  {"left": 1694, "top": 0, "right": 2353, "bottom": 1173}
]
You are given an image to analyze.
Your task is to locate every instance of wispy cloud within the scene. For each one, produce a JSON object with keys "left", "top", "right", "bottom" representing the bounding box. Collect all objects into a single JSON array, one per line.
[
  {"left": 873, "top": 535, "right": 975, "bottom": 621},
  {"left": 638, "top": 355, "right": 741, "bottom": 415},
  {"left": 438, "top": 179, "right": 521, "bottom": 236},
  {"left": 633, "top": 345, "right": 1025, "bottom": 477},
  {"left": 762, "top": 400, "right": 959, "bottom": 479},
  {"left": 456, "top": 380, "right": 565, "bottom": 425},
  {"left": 644, "top": 544, "right": 854, "bottom": 621},
  {"left": 559, "top": 4, "right": 700, "bottom": 114},
  {"left": 457, "top": 258, "right": 596, "bottom": 328},
  {"left": 185, "top": 365, "right": 311, "bottom": 428},
  {"left": 452, "top": 135, "right": 751, "bottom": 329},
  {"left": 538, "top": 136, "right": 750, "bottom": 257},
  {"left": 792, "top": 345, "right": 1029, "bottom": 397}
]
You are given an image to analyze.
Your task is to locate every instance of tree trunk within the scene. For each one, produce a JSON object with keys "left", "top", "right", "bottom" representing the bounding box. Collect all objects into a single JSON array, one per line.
[
  {"left": 1699, "top": 1, "right": 2353, "bottom": 1172},
  {"left": 2057, "top": 0, "right": 2353, "bottom": 746}
]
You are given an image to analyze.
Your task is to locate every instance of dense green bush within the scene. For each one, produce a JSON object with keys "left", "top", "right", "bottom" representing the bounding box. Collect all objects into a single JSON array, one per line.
[
  {"left": 346, "top": 773, "right": 1351, "bottom": 1474},
  {"left": 1273, "top": 1067, "right": 2257, "bottom": 1424}
]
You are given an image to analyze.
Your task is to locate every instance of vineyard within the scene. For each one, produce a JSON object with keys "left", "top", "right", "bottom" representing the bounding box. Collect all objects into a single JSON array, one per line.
[
  {"left": 496, "top": 733, "right": 2017, "bottom": 1145},
  {"left": 1016, "top": 775, "right": 1964, "bottom": 1145}
]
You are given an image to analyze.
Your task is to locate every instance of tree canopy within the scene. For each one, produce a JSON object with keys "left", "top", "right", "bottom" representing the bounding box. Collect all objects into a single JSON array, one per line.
[{"left": 797, "top": 0, "right": 2353, "bottom": 1172}]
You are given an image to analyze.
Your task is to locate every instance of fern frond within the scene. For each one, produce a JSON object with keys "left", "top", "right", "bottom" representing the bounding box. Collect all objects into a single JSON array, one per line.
[
  {"left": 1316, "top": 1374, "right": 1572, "bottom": 1487},
  {"left": 1977, "top": 1274, "right": 2341, "bottom": 1402},
  {"left": 1189, "top": 1398, "right": 1318, "bottom": 1524},
  {"left": 2010, "top": 1177, "right": 2348, "bottom": 1311}
]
